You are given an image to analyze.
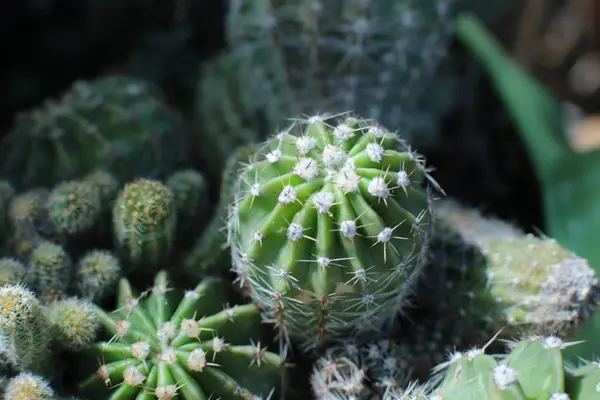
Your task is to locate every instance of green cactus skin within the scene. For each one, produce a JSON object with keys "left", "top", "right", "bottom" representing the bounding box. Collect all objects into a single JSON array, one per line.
[
  {"left": 74, "top": 250, "right": 122, "bottom": 303},
  {"left": 0, "top": 180, "right": 15, "bottom": 247},
  {"left": 46, "top": 180, "right": 102, "bottom": 236},
  {"left": 0, "top": 75, "right": 187, "bottom": 189},
  {"left": 0, "top": 332, "right": 20, "bottom": 375},
  {"left": 166, "top": 169, "right": 209, "bottom": 240},
  {"left": 26, "top": 241, "right": 72, "bottom": 303},
  {"left": 112, "top": 179, "right": 176, "bottom": 273},
  {"left": 4, "top": 372, "right": 55, "bottom": 400},
  {"left": 183, "top": 144, "right": 258, "bottom": 280},
  {"left": 7, "top": 189, "right": 51, "bottom": 259},
  {"left": 83, "top": 170, "right": 120, "bottom": 241},
  {"left": 0, "top": 284, "right": 51, "bottom": 372},
  {"left": 0, "top": 258, "right": 26, "bottom": 286},
  {"left": 431, "top": 336, "right": 599, "bottom": 400},
  {"left": 76, "top": 270, "right": 282, "bottom": 400},
  {"left": 47, "top": 297, "right": 99, "bottom": 350},
  {"left": 228, "top": 113, "right": 433, "bottom": 349}
]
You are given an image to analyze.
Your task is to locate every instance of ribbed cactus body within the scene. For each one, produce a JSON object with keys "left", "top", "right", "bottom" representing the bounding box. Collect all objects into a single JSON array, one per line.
[
  {"left": 47, "top": 297, "right": 99, "bottom": 350},
  {"left": 77, "top": 271, "right": 282, "bottom": 400},
  {"left": 0, "top": 180, "right": 15, "bottom": 247},
  {"left": 432, "top": 336, "right": 600, "bottom": 399},
  {"left": 1, "top": 75, "right": 186, "bottom": 188},
  {"left": 0, "top": 258, "right": 26, "bottom": 286},
  {"left": 26, "top": 241, "right": 72, "bottom": 302},
  {"left": 46, "top": 180, "right": 102, "bottom": 235},
  {"left": 74, "top": 250, "right": 121, "bottom": 303},
  {"left": 229, "top": 114, "right": 432, "bottom": 349},
  {"left": 112, "top": 179, "right": 176, "bottom": 272},
  {"left": 197, "top": 0, "right": 459, "bottom": 169},
  {"left": 0, "top": 285, "right": 51, "bottom": 372},
  {"left": 166, "top": 169, "right": 209, "bottom": 239}
]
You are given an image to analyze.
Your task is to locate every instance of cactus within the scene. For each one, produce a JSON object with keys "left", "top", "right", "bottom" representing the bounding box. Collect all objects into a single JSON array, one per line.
[
  {"left": 228, "top": 113, "right": 434, "bottom": 349},
  {"left": 0, "top": 75, "right": 187, "bottom": 188},
  {"left": 197, "top": 0, "right": 460, "bottom": 170},
  {"left": 7, "top": 190, "right": 51, "bottom": 258},
  {"left": 26, "top": 241, "right": 72, "bottom": 303},
  {"left": 47, "top": 297, "right": 99, "bottom": 349},
  {"left": 76, "top": 270, "right": 282, "bottom": 400},
  {"left": 74, "top": 250, "right": 121, "bottom": 303},
  {"left": 112, "top": 178, "right": 176, "bottom": 273},
  {"left": 431, "top": 335, "right": 600, "bottom": 399},
  {"left": 4, "top": 372, "right": 54, "bottom": 400},
  {"left": 46, "top": 180, "right": 102, "bottom": 236},
  {"left": 166, "top": 169, "right": 209, "bottom": 239},
  {"left": 0, "top": 180, "right": 15, "bottom": 247},
  {"left": 0, "top": 258, "right": 26, "bottom": 286},
  {"left": 0, "top": 284, "right": 51, "bottom": 372}
]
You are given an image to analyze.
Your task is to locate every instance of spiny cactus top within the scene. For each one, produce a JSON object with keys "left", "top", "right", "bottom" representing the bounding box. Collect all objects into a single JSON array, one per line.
[
  {"left": 77, "top": 271, "right": 282, "bottom": 400},
  {"left": 229, "top": 113, "right": 434, "bottom": 349},
  {"left": 0, "top": 75, "right": 186, "bottom": 188}
]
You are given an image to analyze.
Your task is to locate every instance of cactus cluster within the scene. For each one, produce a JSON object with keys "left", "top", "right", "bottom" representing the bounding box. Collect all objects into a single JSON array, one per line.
[{"left": 229, "top": 113, "right": 434, "bottom": 349}]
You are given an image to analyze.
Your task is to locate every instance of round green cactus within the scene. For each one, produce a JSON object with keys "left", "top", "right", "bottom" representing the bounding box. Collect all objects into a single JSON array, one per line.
[
  {"left": 26, "top": 241, "right": 72, "bottom": 303},
  {"left": 74, "top": 250, "right": 122, "bottom": 303},
  {"left": 0, "top": 284, "right": 52, "bottom": 372},
  {"left": 0, "top": 75, "right": 186, "bottom": 188},
  {"left": 4, "top": 372, "right": 55, "bottom": 400},
  {"left": 229, "top": 113, "right": 433, "bottom": 349},
  {"left": 76, "top": 270, "right": 282, "bottom": 400},
  {"left": 166, "top": 169, "right": 209, "bottom": 239},
  {"left": 46, "top": 180, "right": 102, "bottom": 235},
  {"left": 47, "top": 297, "right": 99, "bottom": 350},
  {"left": 0, "top": 180, "right": 15, "bottom": 246},
  {"left": 112, "top": 179, "right": 176, "bottom": 272},
  {"left": 0, "top": 258, "right": 26, "bottom": 286}
]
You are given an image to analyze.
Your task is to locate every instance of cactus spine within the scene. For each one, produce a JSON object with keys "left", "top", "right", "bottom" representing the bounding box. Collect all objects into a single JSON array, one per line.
[{"left": 229, "top": 113, "right": 433, "bottom": 349}]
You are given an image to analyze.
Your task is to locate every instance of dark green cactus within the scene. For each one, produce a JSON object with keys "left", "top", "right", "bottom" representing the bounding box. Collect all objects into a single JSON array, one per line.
[
  {"left": 0, "top": 180, "right": 15, "bottom": 247},
  {"left": 229, "top": 113, "right": 434, "bottom": 349},
  {"left": 1, "top": 75, "right": 187, "bottom": 188},
  {"left": 166, "top": 169, "right": 209, "bottom": 240},
  {"left": 46, "top": 180, "right": 102, "bottom": 236},
  {"left": 76, "top": 270, "right": 282, "bottom": 400},
  {"left": 74, "top": 250, "right": 122, "bottom": 303},
  {"left": 112, "top": 179, "right": 176, "bottom": 273},
  {"left": 25, "top": 241, "right": 72, "bottom": 303}
]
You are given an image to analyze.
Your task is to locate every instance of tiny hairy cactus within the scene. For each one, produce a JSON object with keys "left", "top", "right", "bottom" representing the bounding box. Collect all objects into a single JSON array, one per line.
[
  {"left": 46, "top": 180, "right": 102, "bottom": 236},
  {"left": 0, "top": 284, "right": 51, "bottom": 372},
  {"left": 0, "top": 258, "right": 26, "bottom": 286},
  {"left": 26, "top": 241, "right": 72, "bottom": 302},
  {"left": 112, "top": 179, "right": 176, "bottom": 272},
  {"left": 229, "top": 113, "right": 434, "bottom": 349},
  {"left": 0, "top": 75, "right": 186, "bottom": 188},
  {"left": 74, "top": 250, "right": 121, "bottom": 303},
  {"left": 4, "top": 371, "right": 54, "bottom": 400},
  {"left": 431, "top": 335, "right": 600, "bottom": 399},
  {"left": 77, "top": 270, "right": 282, "bottom": 400},
  {"left": 47, "top": 297, "right": 99, "bottom": 349},
  {"left": 166, "top": 169, "right": 209, "bottom": 238}
]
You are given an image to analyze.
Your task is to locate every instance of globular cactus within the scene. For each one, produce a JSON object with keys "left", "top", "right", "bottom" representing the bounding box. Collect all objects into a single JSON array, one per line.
[
  {"left": 0, "top": 284, "right": 52, "bottom": 372},
  {"left": 112, "top": 179, "right": 176, "bottom": 273},
  {"left": 7, "top": 189, "right": 51, "bottom": 258},
  {"left": 76, "top": 270, "right": 282, "bottom": 400},
  {"left": 47, "top": 297, "right": 99, "bottom": 350},
  {"left": 74, "top": 250, "right": 121, "bottom": 303},
  {"left": 46, "top": 180, "right": 102, "bottom": 236},
  {"left": 166, "top": 169, "right": 209, "bottom": 240},
  {"left": 0, "top": 75, "right": 187, "bottom": 188},
  {"left": 3, "top": 371, "right": 55, "bottom": 400},
  {"left": 197, "top": 0, "right": 460, "bottom": 171},
  {"left": 431, "top": 335, "right": 600, "bottom": 399},
  {"left": 26, "top": 241, "right": 72, "bottom": 303},
  {"left": 228, "top": 113, "right": 434, "bottom": 350},
  {"left": 0, "top": 180, "right": 15, "bottom": 247},
  {"left": 0, "top": 258, "right": 26, "bottom": 286},
  {"left": 83, "top": 170, "right": 119, "bottom": 239}
]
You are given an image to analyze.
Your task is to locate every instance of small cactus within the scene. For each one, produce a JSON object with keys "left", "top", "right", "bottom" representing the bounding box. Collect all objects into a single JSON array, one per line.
[
  {"left": 74, "top": 250, "right": 121, "bottom": 303},
  {"left": 0, "top": 75, "right": 187, "bottom": 188},
  {"left": 77, "top": 270, "right": 282, "bottom": 399},
  {"left": 26, "top": 241, "right": 72, "bottom": 303},
  {"left": 7, "top": 190, "right": 51, "bottom": 257},
  {"left": 229, "top": 113, "right": 434, "bottom": 349},
  {"left": 166, "top": 169, "right": 209, "bottom": 239},
  {"left": 46, "top": 180, "right": 102, "bottom": 236},
  {"left": 0, "top": 284, "right": 51, "bottom": 372},
  {"left": 0, "top": 180, "right": 15, "bottom": 246},
  {"left": 4, "top": 371, "right": 54, "bottom": 400},
  {"left": 0, "top": 258, "right": 26, "bottom": 286},
  {"left": 112, "top": 179, "right": 176, "bottom": 273},
  {"left": 47, "top": 297, "right": 99, "bottom": 349}
]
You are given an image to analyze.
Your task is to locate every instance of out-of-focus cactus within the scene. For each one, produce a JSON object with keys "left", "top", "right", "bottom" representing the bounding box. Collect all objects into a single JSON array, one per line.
[
  {"left": 112, "top": 178, "right": 176, "bottom": 273},
  {"left": 7, "top": 189, "right": 51, "bottom": 258},
  {"left": 166, "top": 169, "right": 209, "bottom": 240},
  {"left": 26, "top": 241, "right": 72, "bottom": 303},
  {"left": 0, "top": 258, "right": 26, "bottom": 286},
  {"left": 0, "top": 180, "right": 15, "bottom": 247},
  {"left": 46, "top": 180, "right": 102, "bottom": 236},
  {"left": 0, "top": 75, "right": 187, "bottom": 189},
  {"left": 229, "top": 113, "right": 434, "bottom": 350},
  {"left": 76, "top": 270, "right": 282, "bottom": 400},
  {"left": 196, "top": 0, "right": 460, "bottom": 172},
  {"left": 47, "top": 297, "right": 99, "bottom": 350},
  {"left": 431, "top": 335, "right": 600, "bottom": 399},
  {"left": 0, "top": 284, "right": 52, "bottom": 372},
  {"left": 74, "top": 250, "right": 121, "bottom": 304},
  {"left": 4, "top": 371, "right": 55, "bottom": 400}
]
